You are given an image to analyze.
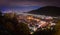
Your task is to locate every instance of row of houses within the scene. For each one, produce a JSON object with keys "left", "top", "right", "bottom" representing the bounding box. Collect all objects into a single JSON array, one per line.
[{"left": 16, "top": 14, "right": 57, "bottom": 34}]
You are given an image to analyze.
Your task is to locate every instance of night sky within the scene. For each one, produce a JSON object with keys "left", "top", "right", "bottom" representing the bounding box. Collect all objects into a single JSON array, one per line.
[{"left": 0, "top": 0, "right": 60, "bottom": 13}]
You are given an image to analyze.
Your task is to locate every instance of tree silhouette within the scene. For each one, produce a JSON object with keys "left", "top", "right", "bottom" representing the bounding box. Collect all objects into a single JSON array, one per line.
[{"left": 16, "top": 22, "right": 30, "bottom": 35}]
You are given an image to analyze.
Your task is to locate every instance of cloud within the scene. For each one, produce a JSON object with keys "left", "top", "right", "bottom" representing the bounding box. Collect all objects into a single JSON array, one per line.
[
  {"left": 9, "top": 1, "right": 47, "bottom": 7},
  {"left": 0, "top": 0, "right": 60, "bottom": 7}
]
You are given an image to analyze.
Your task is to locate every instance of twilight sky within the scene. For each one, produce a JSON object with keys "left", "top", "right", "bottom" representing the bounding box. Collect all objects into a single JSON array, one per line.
[{"left": 0, "top": 0, "right": 60, "bottom": 13}]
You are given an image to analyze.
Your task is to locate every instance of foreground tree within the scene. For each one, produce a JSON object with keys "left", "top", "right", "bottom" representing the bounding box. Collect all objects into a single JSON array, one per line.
[{"left": 16, "top": 22, "right": 30, "bottom": 35}]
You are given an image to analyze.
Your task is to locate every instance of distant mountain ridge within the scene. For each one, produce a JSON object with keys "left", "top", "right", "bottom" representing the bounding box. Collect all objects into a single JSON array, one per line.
[{"left": 27, "top": 6, "right": 60, "bottom": 17}]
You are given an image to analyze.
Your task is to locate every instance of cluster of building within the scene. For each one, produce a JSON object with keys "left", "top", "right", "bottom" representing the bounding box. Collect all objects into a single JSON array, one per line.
[
  {"left": 16, "top": 14, "right": 56, "bottom": 34},
  {"left": 3, "top": 12, "right": 57, "bottom": 34}
]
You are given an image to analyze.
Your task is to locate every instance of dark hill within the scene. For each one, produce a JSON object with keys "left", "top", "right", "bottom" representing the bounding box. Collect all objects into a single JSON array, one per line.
[{"left": 28, "top": 6, "right": 60, "bottom": 17}]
